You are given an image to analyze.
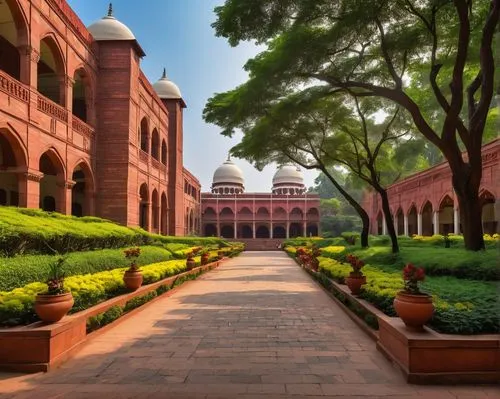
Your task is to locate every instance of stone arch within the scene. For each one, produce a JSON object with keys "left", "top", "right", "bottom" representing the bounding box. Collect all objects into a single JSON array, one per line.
[
  {"left": 239, "top": 224, "right": 253, "bottom": 238},
  {"left": 161, "top": 139, "right": 167, "bottom": 164},
  {"left": 395, "top": 207, "right": 404, "bottom": 235},
  {"left": 480, "top": 190, "right": 497, "bottom": 235},
  {"left": 256, "top": 225, "right": 270, "bottom": 238},
  {"left": 140, "top": 117, "right": 149, "bottom": 153},
  {"left": 289, "top": 222, "right": 303, "bottom": 238},
  {"left": 72, "top": 67, "right": 92, "bottom": 123},
  {"left": 203, "top": 207, "right": 216, "bottom": 217},
  {"left": 71, "top": 159, "right": 95, "bottom": 217},
  {"left": 220, "top": 224, "right": 234, "bottom": 238},
  {"left": 160, "top": 192, "right": 168, "bottom": 235},
  {"left": 306, "top": 224, "right": 319, "bottom": 237},
  {"left": 39, "top": 148, "right": 66, "bottom": 213},
  {"left": 0, "top": 0, "right": 29, "bottom": 81},
  {"left": 273, "top": 225, "right": 286, "bottom": 238},
  {"left": 37, "top": 34, "right": 65, "bottom": 105},
  {"left": 220, "top": 206, "right": 234, "bottom": 216},
  {"left": 256, "top": 207, "right": 270, "bottom": 218},
  {"left": 238, "top": 206, "right": 252, "bottom": 215},
  {"left": 273, "top": 206, "right": 286, "bottom": 220},
  {"left": 407, "top": 203, "right": 418, "bottom": 236},
  {"left": 438, "top": 194, "right": 454, "bottom": 235},
  {"left": 290, "top": 207, "right": 304, "bottom": 220},
  {"left": 204, "top": 223, "right": 217, "bottom": 237},
  {"left": 151, "top": 128, "right": 160, "bottom": 160},
  {"left": 0, "top": 126, "right": 27, "bottom": 206},
  {"left": 189, "top": 208, "right": 195, "bottom": 233},
  {"left": 306, "top": 207, "right": 319, "bottom": 217},
  {"left": 139, "top": 183, "right": 149, "bottom": 230},
  {"left": 421, "top": 201, "right": 433, "bottom": 236},
  {"left": 151, "top": 189, "right": 159, "bottom": 232}
]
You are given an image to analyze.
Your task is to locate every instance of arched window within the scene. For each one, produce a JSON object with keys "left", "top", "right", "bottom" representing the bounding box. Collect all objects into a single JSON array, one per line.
[
  {"left": 140, "top": 118, "right": 149, "bottom": 153},
  {"left": 37, "top": 36, "right": 65, "bottom": 105},
  {"left": 39, "top": 149, "right": 65, "bottom": 213},
  {"left": 161, "top": 139, "right": 167, "bottom": 164},
  {"left": 151, "top": 129, "right": 159, "bottom": 160},
  {"left": 72, "top": 69, "right": 89, "bottom": 122},
  {"left": 0, "top": 0, "right": 28, "bottom": 81}
]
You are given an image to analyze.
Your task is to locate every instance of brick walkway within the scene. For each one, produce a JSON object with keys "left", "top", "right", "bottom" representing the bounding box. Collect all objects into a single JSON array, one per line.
[{"left": 0, "top": 252, "right": 495, "bottom": 398}]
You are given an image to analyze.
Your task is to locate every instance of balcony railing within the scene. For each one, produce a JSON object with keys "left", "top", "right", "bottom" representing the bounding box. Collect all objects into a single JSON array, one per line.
[
  {"left": 72, "top": 115, "right": 94, "bottom": 137},
  {"left": 0, "top": 70, "right": 29, "bottom": 103},
  {"left": 37, "top": 95, "right": 68, "bottom": 122},
  {"left": 139, "top": 150, "right": 149, "bottom": 163}
]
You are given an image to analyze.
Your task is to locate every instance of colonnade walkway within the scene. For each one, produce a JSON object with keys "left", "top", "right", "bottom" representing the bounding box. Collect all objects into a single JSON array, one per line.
[{"left": 0, "top": 252, "right": 495, "bottom": 398}]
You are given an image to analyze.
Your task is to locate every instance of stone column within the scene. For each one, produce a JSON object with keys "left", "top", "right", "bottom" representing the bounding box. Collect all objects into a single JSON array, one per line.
[
  {"left": 382, "top": 217, "right": 387, "bottom": 235},
  {"left": 233, "top": 220, "right": 237, "bottom": 239},
  {"left": 270, "top": 223, "right": 273, "bottom": 239},
  {"left": 417, "top": 213, "right": 423, "bottom": 235},
  {"left": 403, "top": 213, "right": 409, "bottom": 236},
  {"left": 23, "top": 170, "right": 43, "bottom": 209},
  {"left": 217, "top": 221, "right": 220, "bottom": 237},
  {"left": 453, "top": 208, "right": 460, "bottom": 234},
  {"left": 433, "top": 211, "right": 439, "bottom": 235},
  {"left": 64, "top": 180, "right": 76, "bottom": 216},
  {"left": 252, "top": 221, "right": 256, "bottom": 239},
  {"left": 286, "top": 222, "right": 290, "bottom": 239},
  {"left": 303, "top": 221, "right": 307, "bottom": 237},
  {"left": 394, "top": 215, "right": 399, "bottom": 235},
  {"left": 18, "top": 45, "right": 39, "bottom": 87}
]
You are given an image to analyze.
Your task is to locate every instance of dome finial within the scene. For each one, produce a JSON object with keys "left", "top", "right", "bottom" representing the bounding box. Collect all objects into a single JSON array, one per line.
[
  {"left": 107, "top": 3, "right": 113, "bottom": 17},
  {"left": 162, "top": 68, "right": 167, "bottom": 79},
  {"left": 226, "top": 153, "right": 231, "bottom": 162}
]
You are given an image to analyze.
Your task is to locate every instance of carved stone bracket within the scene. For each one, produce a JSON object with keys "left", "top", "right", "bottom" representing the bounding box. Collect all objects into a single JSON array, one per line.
[
  {"left": 64, "top": 75, "right": 75, "bottom": 88},
  {"left": 58, "top": 180, "right": 76, "bottom": 189},
  {"left": 25, "top": 170, "right": 44, "bottom": 182},
  {"left": 23, "top": 46, "right": 40, "bottom": 63}
]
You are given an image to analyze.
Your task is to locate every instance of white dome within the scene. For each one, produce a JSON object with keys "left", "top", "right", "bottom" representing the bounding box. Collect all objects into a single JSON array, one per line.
[
  {"left": 153, "top": 69, "right": 182, "bottom": 99},
  {"left": 212, "top": 159, "right": 244, "bottom": 186},
  {"left": 88, "top": 6, "right": 135, "bottom": 41},
  {"left": 273, "top": 165, "right": 304, "bottom": 186}
]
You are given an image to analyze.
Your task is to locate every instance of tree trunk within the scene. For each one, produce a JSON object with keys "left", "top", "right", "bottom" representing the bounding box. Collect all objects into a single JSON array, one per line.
[
  {"left": 452, "top": 173, "right": 485, "bottom": 251},
  {"left": 321, "top": 167, "right": 370, "bottom": 248},
  {"left": 378, "top": 188, "right": 399, "bottom": 253}
]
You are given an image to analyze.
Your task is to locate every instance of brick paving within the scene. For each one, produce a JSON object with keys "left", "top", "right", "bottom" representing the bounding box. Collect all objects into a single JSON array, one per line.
[{"left": 0, "top": 252, "right": 496, "bottom": 398}]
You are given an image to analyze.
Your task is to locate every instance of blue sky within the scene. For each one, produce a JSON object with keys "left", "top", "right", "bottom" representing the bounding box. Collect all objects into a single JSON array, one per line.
[{"left": 68, "top": 0, "right": 319, "bottom": 192}]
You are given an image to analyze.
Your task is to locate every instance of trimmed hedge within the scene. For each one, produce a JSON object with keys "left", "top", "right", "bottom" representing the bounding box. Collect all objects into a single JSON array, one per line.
[
  {"left": 317, "top": 257, "right": 499, "bottom": 335},
  {"left": 0, "top": 246, "right": 173, "bottom": 292},
  {"left": 0, "top": 207, "right": 228, "bottom": 256}
]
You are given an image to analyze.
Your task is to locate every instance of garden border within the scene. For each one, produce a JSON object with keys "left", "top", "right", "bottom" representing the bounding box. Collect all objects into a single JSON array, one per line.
[
  {"left": 0, "top": 259, "right": 225, "bottom": 373},
  {"left": 290, "top": 253, "right": 500, "bottom": 385}
]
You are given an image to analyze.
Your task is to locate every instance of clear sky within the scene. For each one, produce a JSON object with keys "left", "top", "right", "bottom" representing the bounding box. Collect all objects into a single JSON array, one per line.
[{"left": 68, "top": 0, "right": 319, "bottom": 192}]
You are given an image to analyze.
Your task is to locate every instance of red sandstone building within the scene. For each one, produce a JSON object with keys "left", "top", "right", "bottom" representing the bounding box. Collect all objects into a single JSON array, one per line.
[
  {"left": 0, "top": 0, "right": 200, "bottom": 235},
  {"left": 201, "top": 160, "right": 321, "bottom": 239},
  {"left": 363, "top": 139, "right": 499, "bottom": 236}
]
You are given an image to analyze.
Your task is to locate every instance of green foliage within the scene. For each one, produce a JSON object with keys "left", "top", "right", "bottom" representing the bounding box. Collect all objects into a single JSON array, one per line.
[
  {"left": 86, "top": 306, "right": 124, "bottom": 333},
  {"left": 0, "top": 246, "right": 173, "bottom": 291},
  {"left": 124, "top": 291, "right": 157, "bottom": 313}
]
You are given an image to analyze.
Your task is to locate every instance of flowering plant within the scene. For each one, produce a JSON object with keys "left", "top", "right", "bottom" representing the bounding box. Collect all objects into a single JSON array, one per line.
[
  {"left": 186, "top": 251, "right": 195, "bottom": 261},
  {"left": 124, "top": 247, "right": 141, "bottom": 272},
  {"left": 345, "top": 254, "right": 364, "bottom": 277},
  {"left": 45, "top": 257, "right": 68, "bottom": 295},
  {"left": 402, "top": 263, "right": 426, "bottom": 294}
]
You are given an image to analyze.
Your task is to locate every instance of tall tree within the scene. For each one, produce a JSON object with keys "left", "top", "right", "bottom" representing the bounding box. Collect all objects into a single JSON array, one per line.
[{"left": 210, "top": 0, "right": 499, "bottom": 250}]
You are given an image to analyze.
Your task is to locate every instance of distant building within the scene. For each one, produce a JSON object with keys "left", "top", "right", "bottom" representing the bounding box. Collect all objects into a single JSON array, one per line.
[
  {"left": 201, "top": 159, "right": 321, "bottom": 239},
  {"left": 0, "top": 0, "right": 200, "bottom": 235}
]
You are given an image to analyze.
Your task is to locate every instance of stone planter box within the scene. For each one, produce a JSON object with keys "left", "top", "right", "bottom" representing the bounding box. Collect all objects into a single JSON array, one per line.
[{"left": 0, "top": 260, "right": 222, "bottom": 373}]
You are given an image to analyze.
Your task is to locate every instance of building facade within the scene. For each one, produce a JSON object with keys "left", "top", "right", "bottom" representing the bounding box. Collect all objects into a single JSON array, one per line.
[
  {"left": 363, "top": 139, "right": 499, "bottom": 236},
  {"left": 0, "top": 0, "right": 200, "bottom": 235},
  {"left": 201, "top": 160, "right": 321, "bottom": 239}
]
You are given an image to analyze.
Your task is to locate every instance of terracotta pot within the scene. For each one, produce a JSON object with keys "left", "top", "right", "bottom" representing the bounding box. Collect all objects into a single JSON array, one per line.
[
  {"left": 345, "top": 274, "right": 366, "bottom": 295},
  {"left": 186, "top": 259, "right": 196, "bottom": 270},
  {"left": 393, "top": 291, "right": 434, "bottom": 331},
  {"left": 35, "top": 292, "right": 74, "bottom": 323},
  {"left": 201, "top": 254, "right": 209, "bottom": 265},
  {"left": 217, "top": 251, "right": 224, "bottom": 259},
  {"left": 123, "top": 270, "right": 143, "bottom": 291}
]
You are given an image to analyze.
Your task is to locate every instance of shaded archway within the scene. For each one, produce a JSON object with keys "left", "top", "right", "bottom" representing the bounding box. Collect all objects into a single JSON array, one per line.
[
  {"left": 189, "top": 208, "right": 195, "bottom": 234},
  {"left": 238, "top": 206, "right": 252, "bottom": 221},
  {"left": 37, "top": 36, "right": 65, "bottom": 105},
  {"left": 306, "top": 224, "right": 318, "bottom": 237},
  {"left": 203, "top": 207, "right": 216, "bottom": 218},
  {"left": 71, "top": 161, "right": 94, "bottom": 217},
  {"left": 289, "top": 222, "right": 303, "bottom": 238},
  {"left": 0, "top": 0, "right": 28, "bottom": 81},
  {"left": 256, "top": 207, "right": 269, "bottom": 219},
  {"left": 256, "top": 225, "right": 270, "bottom": 238},
  {"left": 438, "top": 195, "right": 454, "bottom": 235},
  {"left": 220, "top": 225, "right": 234, "bottom": 239},
  {"left": 160, "top": 192, "right": 168, "bottom": 235},
  {"left": 395, "top": 208, "right": 404, "bottom": 235},
  {"left": 274, "top": 206, "right": 287, "bottom": 220},
  {"left": 376, "top": 211, "right": 383, "bottom": 235},
  {"left": 220, "top": 207, "right": 234, "bottom": 217},
  {"left": 421, "top": 201, "right": 433, "bottom": 236},
  {"left": 290, "top": 207, "right": 303, "bottom": 220},
  {"left": 151, "top": 128, "right": 159, "bottom": 160},
  {"left": 151, "top": 189, "right": 159, "bottom": 232},
  {"left": 407, "top": 204, "right": 418, "bottom": 236},
  {"left": 273, "top": 225, "right": 286, "bottom": 238},
  {"left": 161, "top": 139, "right": 167, "bottom": 165},
  {"left": 140, "top": 118, "right": 149, "bottom": 153},
  {"left": 72, "top": 68, "right": 89, "bottom": 122},
  {"left": 306, "top": 207, "right": 319, "bottom": 219},
  {"left": 239, "top": 224, "right": 253, "bottom": 238},
  {"left": 480, "top": 190, "right": 497, "bottom": 235},
  {"left": 39, "top": 150, "right": 65, "bottom": 213},
  {"left": 0, "top": 129, "right": 27, "bottom": 206},
  {"left": 204, "top": 223, "right": 217, "bottom": 237},
  {"left": 139, "top": 183, "right": 149, "bottom": 230}
]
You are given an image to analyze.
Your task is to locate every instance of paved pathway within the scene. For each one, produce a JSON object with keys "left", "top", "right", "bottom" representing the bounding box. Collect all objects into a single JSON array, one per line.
[{"left": 0, "top": 252, "right": 496, "bottom": 398}]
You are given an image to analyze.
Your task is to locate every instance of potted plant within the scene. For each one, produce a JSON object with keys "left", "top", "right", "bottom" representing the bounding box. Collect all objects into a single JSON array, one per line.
[
  {"left": 200, "top": 249, "right": 210, "bottom": 265},
  {"left": 186, "top": 251, "right": 196, "bottom": 270},
  {"left": 217, "top": 249, "right": 225, "bottom": 260},
  {"left": 345, "top": 254, "right": 366, "bottom": 295},
  {"left": 123, "top": 247, "right": 143, "bottom": 291},
  {"left": 310, "top": 245, "right": 321, "bottom": 271},
  {"left": 393, "top": 263, "right": 434, "bottom": 331},
  {"left": 34, "top": 257, "right": 74, "bottom": 323}
]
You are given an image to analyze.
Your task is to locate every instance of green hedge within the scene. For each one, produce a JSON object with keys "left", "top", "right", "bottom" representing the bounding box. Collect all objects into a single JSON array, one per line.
[
  {"left": 0, "top": 207, "right": 228, "bottom": 256},
  {"left": 0, "top": 246, "right": 173, "bottom": 291},
  {"left": 318, "top": 257, "right": 499, "bottom": 335}
]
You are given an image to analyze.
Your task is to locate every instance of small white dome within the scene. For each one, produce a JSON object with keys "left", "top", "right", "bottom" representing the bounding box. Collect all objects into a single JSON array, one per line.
[
  {"left": 273, "top": 165, "right": 304, "bottom": 186},
  {"left": 152, "top": 69, "right": 182, "bottom": 99},
  {"left": 213, "top": 159, "right": 244, "bottom": 186},
  {"left": 88, "top": 6, "right": 135, "bottom": 41}
]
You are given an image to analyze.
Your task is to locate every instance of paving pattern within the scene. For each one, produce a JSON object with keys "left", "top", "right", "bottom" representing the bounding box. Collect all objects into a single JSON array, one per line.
[{"left": 0, "top": 252, "right": 496, "bottom": 398}]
